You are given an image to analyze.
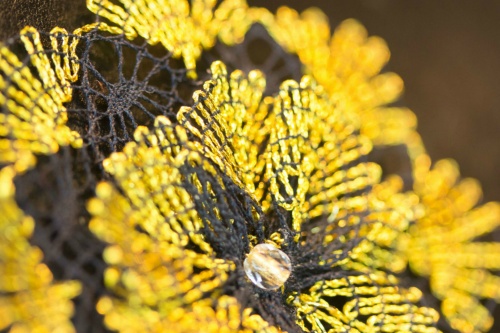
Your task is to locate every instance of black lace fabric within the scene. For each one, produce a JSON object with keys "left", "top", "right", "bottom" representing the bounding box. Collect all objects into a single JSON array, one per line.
[{"left": 1, "top": 1, "right": 500, "bottom": 333}]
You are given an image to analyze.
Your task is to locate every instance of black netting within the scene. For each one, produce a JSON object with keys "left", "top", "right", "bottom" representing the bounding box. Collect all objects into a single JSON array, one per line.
[
  {"left": 14, "top": 146, "right": 109, "bottom": 332},
  {"left": 65, "top": 30, "right": 198, "bottom": 174}
]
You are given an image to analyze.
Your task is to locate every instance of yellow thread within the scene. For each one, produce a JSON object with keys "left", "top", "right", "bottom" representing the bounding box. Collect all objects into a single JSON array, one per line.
[
  {"left": 87, "top": 116, "right": 283, "bottom": 331},
  {"left": 0, "top": 26, "right": 82, "bottom": 173},
  {"left": 0, "top": 166, "right": 81, "bottom": 332},
  {"left": 86, "top": 0, "right": 257, "bottom": 77},
  {"left": 261, "top": 9, "right": 410, "bottom": 145},
  {"left": 290, "top": 271, "right": 439, "bottom": 333},
  {"left": 179, "top": 62, "right": 383, "bottom": 241},
  {"left": 401, "top": 158, "right": 500, "bottom": 333}
]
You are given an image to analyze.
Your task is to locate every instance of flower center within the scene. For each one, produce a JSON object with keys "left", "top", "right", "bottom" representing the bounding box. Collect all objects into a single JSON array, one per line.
[{"left": 243, "top": 243, "right": 292, "bottom": 290}]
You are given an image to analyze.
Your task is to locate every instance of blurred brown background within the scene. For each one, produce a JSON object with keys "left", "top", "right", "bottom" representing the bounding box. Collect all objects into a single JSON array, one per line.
[{"left": 2, "top": 0, "right": 500, "bottom": 202}]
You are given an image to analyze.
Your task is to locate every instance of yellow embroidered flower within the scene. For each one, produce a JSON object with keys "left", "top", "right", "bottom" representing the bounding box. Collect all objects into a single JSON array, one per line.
[
  {"left": 1, "top": 1, "right": 498, "bottom": 332},
  {"left": 260, "top": 7, "right": 418, "bottom": 150},
  {"left": 88, "top": 61, "right": 440, "bottom": 332},
  {"left": 256, "top": 7, "right": 500, "bottom": 332},
  {"left": 87, "top": 115, "right": 280, "bottom": 332},
  {"left": 177, "top": 61, "right": 380, "bottom": 236}
]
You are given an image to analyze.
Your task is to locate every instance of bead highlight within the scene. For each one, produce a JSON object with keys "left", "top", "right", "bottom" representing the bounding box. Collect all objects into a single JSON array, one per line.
[{"left": 244, "top": 244, "right": 292, "bottom": 290}]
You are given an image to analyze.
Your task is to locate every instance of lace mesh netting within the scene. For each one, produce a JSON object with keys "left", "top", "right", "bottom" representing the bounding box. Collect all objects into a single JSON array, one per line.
[
  {"left": 5, "top": 10, "right": 197, "bottom": 331},
  {"left": 2, "top": 2, "right": 498, "bottom": 333},
  {"left": 5, "top": 18, "right": 314, "bottom": 332}
]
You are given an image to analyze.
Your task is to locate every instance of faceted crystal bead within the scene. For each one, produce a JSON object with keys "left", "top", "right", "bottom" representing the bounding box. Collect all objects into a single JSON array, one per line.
[{"left": 243, "top": 243, "right": 292, "bottom": 290}]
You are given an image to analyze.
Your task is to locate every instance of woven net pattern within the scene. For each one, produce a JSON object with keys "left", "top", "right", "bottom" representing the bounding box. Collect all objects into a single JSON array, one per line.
[{"left": 1, "top": 1, "right": 500, "bottom": 333}]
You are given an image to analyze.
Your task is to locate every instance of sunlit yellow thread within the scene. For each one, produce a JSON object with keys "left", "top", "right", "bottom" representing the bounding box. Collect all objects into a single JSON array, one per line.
[
  {"left": 86, "top": 0, "right": 258, "bottom": 77},
  {"left": 0, "top": 26, "right": 82, "bottom": 173},
  {"left": 290, "top": 271, "right": 439, "bottom": 333}
]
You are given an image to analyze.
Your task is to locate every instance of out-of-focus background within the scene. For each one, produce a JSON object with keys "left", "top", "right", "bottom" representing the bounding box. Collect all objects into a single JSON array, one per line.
[{"left": 3, "top": 0, "right": 499, "bottom": 201}]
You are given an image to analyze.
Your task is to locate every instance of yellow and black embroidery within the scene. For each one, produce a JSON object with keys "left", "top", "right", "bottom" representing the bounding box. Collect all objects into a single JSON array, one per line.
[
  {"left": 0, "top": 1, "right": 499, "bottom": 333},
  {"left": 88, "top": 61, "right": 441, "bottom": 332},
  {"left": 87, "top": 0, "right": 258, "bottom": 77},
  {"left": 290, "top": 272, "right": 439, "bottom": 333},
  {"left": 87, "top": 116, "right": 279, "bottom": 332}
]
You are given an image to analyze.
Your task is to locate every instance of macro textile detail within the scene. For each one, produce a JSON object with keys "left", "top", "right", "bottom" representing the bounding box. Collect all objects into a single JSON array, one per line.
[{"left": 0, "top": 1, "right": 499, "bottom": 333}]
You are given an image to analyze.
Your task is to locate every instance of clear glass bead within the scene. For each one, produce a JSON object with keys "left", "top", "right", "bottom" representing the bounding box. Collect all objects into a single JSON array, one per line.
[{"left": 243, "top": 243, "right": 292, "bottom": 290}]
